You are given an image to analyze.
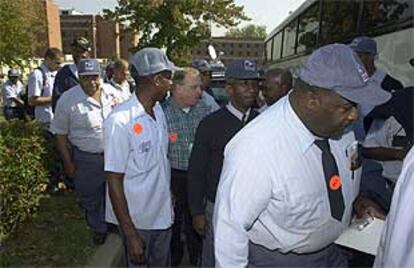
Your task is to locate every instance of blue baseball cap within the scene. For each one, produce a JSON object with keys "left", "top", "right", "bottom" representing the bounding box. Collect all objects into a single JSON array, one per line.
[
  {"left": 225, "top": 60, "right": 260, "bottom": 80},
  {"left": 298, "top": 44, "right": 391, "bottom": 106},
  {"left": 8, "top": 68, "right": 20, "bottom": 77},
  {"left": 349, "top": 36, "right": 377, "bottom": 56},
  {"left": 130, "top": 47, "right": 177, "bottom": 76},
  {"left": 191, "top": 59, "right": 211, "bottom": 72},
  {"left": 77, "top": 59, "right": 101, "bottom": 76}
]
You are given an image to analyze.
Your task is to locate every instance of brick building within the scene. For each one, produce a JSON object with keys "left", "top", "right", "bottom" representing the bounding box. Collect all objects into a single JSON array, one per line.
[
  {"left": 34, "top": 0, "right": 62, "bottom": 57},
  {"left": 60, "top": 10, "right": 138, "bottom": 60},
  {"left": 191, "top": 37, "right": 264, "bottom": 66}
]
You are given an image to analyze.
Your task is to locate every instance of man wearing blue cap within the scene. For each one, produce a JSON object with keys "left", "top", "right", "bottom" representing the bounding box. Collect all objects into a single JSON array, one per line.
[
  {"left": 213, "top": 44, "right": 392, "bottom": 267},
  {"left": 104, "top": 48, "right": 176, "bottom": 267},
  {"left": 50, "top": 59, "right": 121, "bottom": 245},
  {"left": 2, "top": 69, "right": 24, "bottom": 120},
  {"left": 188, "top": 59, "right": 260, "bottom": 267}
]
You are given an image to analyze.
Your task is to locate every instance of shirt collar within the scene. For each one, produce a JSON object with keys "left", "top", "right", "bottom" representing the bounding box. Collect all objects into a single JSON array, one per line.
[
  {"left": 371, "top": 69, "right": 386, "bottom": 84},
  {"left": 226, "top": 101, "right": 251, "bottom": 122},
  {"left": 285, "top": 94, "right": 316, "bottom": 154}
]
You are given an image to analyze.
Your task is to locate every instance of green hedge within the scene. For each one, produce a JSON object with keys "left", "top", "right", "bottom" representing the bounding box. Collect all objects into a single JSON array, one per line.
[{"left": 0, "top": 120, "right": 54, "bottom": 241}]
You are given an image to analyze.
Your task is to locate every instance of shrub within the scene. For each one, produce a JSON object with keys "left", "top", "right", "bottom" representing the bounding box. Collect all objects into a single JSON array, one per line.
[{"left": 0, "top": 120, "right": 54, "bottom": 241}]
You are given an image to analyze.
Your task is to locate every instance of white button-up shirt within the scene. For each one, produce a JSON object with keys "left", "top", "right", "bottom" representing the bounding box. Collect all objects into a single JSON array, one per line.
[
  {"left": 104, "top": 94, "right": 173, "bottom": 230},
  {"left": 213, "top": 95, "right": 361, "bottom": 267},
  {"left": 50, "top": 83, "right": 119, "bottom": 153},
  {"left": 364, "top": 116, "right": 406, "bottom": 182},
  {"left": 109, "top": 79, "right": 131, "bottom": 102},
  {"left": 28, "top": 63, "right": 57, "bottom": 123},
  {"left": 2, "top": 80, "right": 23, "bottom": 107},
  {"left": 374, "top": 147, "right": 414, "bottom": 268}
]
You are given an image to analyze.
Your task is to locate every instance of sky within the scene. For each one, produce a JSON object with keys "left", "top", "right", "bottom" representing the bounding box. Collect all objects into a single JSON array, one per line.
[{"left": 54, "top": 0, "right": 307, "bottom": 36}]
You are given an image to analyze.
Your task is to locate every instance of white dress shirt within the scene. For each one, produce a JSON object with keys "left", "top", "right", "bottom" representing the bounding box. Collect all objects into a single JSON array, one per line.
[
  {"left": 104, "top": 94, "right": 173, "bottom": 230},
  {"left": 50, "top": 83, "right": 119, "bottom": 153},
  {"left": 213, "top": 95, "right": 361, "bottom": 267},
  {"left": 109, "top": 78, "right": 131, "bottom": 102},
  {"left": 374, "top": 147, "right": 414, "bottom": 268},
  {"left": 2, "top": 80, "right": 23, "bottom": 107},
  {"left": 226, "top": 102, "right": 251, "bottom": 123},
  {"left": 364, "top": 116, "right": 406, "bottom": 182},
  {"left": 28, "top": 63, "right": 57, "bottom": 123}
]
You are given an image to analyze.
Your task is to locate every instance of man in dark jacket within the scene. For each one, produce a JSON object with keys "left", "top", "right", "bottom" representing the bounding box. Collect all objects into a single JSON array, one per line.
[
  {"left": 187, "top": 59, "right": 261, "bottom": 267},
  {"left": 52, "top": 37, "right": 90, "bottom": 111}
]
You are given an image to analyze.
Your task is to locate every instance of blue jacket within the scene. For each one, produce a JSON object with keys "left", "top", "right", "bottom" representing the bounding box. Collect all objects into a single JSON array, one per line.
[{"left": 52, "top": 64, "right": 79, "bottom": 111}]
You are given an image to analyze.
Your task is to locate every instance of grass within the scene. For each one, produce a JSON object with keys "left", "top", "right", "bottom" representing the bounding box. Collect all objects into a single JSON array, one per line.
[{"left": 0, "top": 191, "right": 96, "bottom": 267}]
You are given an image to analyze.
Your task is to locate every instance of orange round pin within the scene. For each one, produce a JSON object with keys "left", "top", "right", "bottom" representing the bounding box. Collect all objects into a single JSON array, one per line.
[
  {"left": 329, "top": 175, "right": 342, "bottom": 191},
  {"left": 133, "top": 123, "right": 143, "bottom": 135},
  {"left": 169, "top": 132, "right": 178, "bottom": 143}
]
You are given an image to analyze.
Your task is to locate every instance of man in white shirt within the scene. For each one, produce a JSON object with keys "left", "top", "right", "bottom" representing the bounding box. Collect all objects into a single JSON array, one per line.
[
  {"left": 108, "top": 59, "right": 132, "bottom": 102},
  {"left": 374, "top": 147, "right": 414, "bottom": 268},
  {"left": 50, "top": 59, "right": 120, "bottom": 245},
  {"left": 213, "top": 44, "right": 392, "bottom": 267},
  {"left": 28, "top": 48, "right": 64, "bottom": 126},
  {"left": 104, "top": 48, "right": 177, "bottom": 267},
  {"left": 2, "top": 69, "right": 24, "bottom": 120}
]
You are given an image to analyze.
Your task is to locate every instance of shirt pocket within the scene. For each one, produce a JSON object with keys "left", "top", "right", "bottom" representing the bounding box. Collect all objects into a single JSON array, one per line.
[
  {"left": 131, "top": 132, "right": 158, "bottom": 174},
  {"left": 72, "top": 109, "right": 102, "bottom": 129}
]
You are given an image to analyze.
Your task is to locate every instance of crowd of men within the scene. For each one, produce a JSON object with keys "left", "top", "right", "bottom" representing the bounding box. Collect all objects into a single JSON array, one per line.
[{"left": 1, "top": 35, "right": 413, "bottom": 268}]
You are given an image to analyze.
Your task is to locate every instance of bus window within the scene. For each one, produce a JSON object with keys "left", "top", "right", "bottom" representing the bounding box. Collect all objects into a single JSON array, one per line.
[
  {"left": 361, "top": 0, "right": 412, "bottom": 30},
  {"left": 272, "top": 32, "right": 283, "bottom": 60},
  {"left": 321, "top": 0, "right": 360, "bottom": 44},
  {"left": 297, "top": 2, "right": 320, "bottom": 53},
  {"left": 265, "top": 39, "right": 272, "bottom": 61},
  {"left": 282, "top": 19, "right": 298, "bottom": 57}
]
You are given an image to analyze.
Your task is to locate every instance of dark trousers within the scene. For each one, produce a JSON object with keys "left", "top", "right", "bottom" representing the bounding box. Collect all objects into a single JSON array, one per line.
[
  {"left": 170, "top": 169, "right": 202, "bottom": 266},
  {"left": 4, "top": 106, "right": 24, "bottom": 120},
  {"left": 120, "top": 227, "right": 172, "bottom": 268},
  {"left": 72, "top": 148, "right": 107, "bottom": 234},
  {"left": 248, "top": 243, "right": 348, "bottom": 267}
]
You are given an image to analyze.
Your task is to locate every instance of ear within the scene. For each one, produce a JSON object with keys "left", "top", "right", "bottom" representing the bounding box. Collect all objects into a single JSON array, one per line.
[
  {"left": 306, "top": 90, "right": 321, "bottom": 111},
  {"left": 225, "top": 84, "right": 233, "bottom": 96}
]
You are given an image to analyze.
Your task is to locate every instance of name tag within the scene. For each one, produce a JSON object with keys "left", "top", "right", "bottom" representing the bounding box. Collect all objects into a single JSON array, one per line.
[{"left": 138, "top": 140, "right": 152, "bottom": 153}]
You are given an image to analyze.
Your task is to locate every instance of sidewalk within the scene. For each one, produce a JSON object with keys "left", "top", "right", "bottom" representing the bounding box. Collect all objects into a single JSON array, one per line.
[{"left": 86, "top": 233, "right": 123, "bottom": 267}]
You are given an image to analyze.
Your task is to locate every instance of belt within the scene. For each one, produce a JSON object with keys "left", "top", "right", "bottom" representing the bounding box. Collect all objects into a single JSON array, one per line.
[
  {"left": 171, "top": 168, "right": 187, "bottom": 174},
  {"left": 74, "top": 147, "right": 104, "bottom": 156}
]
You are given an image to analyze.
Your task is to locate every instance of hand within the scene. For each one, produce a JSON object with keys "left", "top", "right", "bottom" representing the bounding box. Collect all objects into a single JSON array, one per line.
[
  {"left": 126, "top": 231, "right": 146, "bottom": 265},
  {"left": 192, "top": 214, "right": 207, "bottom": 237},
  {"left": 63, "top": 161, "right": 76, "bottom": 177},
  {"left": 353, "top": 196, "right": 386, "bottom": 220}
]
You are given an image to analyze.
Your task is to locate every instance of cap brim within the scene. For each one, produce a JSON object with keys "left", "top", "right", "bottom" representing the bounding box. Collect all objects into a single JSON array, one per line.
[
  {"left": 336, "top": 80, "right": 391, "bottom": 106},
  {"left": 226, "top": 74, "right": 260, "bottom": 80},
  {"left": 79, "top": 72, "right": 100, "bottom": 76}
]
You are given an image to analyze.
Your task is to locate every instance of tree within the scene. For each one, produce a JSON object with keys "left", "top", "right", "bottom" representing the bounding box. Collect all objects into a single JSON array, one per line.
[
  {"left": 104, "top": 0, "right": 249, "bottom": 65},
  {"left": 225, "top": 24, "right": 267, "bottom": 39},
  {"left": 0, "top": 0, "right": 46, "bottom": 67}
]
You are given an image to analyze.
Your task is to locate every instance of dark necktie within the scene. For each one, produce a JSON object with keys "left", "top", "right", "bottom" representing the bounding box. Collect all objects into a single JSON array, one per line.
[
  {"left": 314, "top": 139, "right": 345, "bottom": 221},
  {"left": 241, "top": 113, "right": 247, "bottom": 125}
]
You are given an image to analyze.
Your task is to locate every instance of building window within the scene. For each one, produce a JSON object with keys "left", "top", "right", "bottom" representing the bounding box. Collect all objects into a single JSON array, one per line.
[
  {"left": 246, "top": 44, "right": 250, "bottom": 48},
  {"left": 246, "top": 51, "right": 250, "bottom": 56},
  {"left": 238, "top": 43, "right": 243, "bottom": 48}
]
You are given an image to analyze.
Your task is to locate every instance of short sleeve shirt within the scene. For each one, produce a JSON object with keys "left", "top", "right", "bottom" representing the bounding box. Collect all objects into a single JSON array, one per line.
[
  {"left": 2, "top": 80, "right": 23, "bottom": 107},
  {"left": 50, "top": 83, "right": 119, "bottom": 153},
  {"left": 28, "top": 64, "right": 57, "bottom": 123},
  {"left": 104, "top": 94, "right": 173, "bottom": 230},
  {"left": 364, "top": 116, "right": 406, "bottom": 182}
]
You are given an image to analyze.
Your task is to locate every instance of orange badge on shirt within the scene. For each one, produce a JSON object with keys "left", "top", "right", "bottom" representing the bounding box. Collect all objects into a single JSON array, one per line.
[
  {"left": 169, "top": 132, "right": 178, "bottom": 143},
  {"left": 133, "top": 123, "right": 143, "bottom": 135},
  {"left": 329, "top": 175, "right": 342, "bottom": 191}
]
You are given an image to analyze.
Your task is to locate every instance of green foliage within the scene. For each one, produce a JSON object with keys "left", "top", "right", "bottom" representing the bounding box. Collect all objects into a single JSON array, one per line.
[
  {"left": 225, "top": 24, "right": 267, "bottom": 39},
  {"left": 104, "top": 0, "right": 250, "bottom": 65},
  {"left": 0, "top": 0, "right": 46, "bottom": 67},
  {"left": 0, "top": 120, "right": 54, "bottom": 241},
  {"left": 0, "top": 192, "right": 94, "bottom": 267}
]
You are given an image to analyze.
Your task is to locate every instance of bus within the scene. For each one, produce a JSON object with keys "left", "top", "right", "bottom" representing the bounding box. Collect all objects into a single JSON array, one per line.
[{"left": 264, "top": 0, "right": 413, "bottom": 86}]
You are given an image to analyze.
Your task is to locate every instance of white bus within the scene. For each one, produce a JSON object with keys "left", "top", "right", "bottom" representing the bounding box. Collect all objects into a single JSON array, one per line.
[{"left": 264, "top": 0, "right": 413, "bottom": 86}]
